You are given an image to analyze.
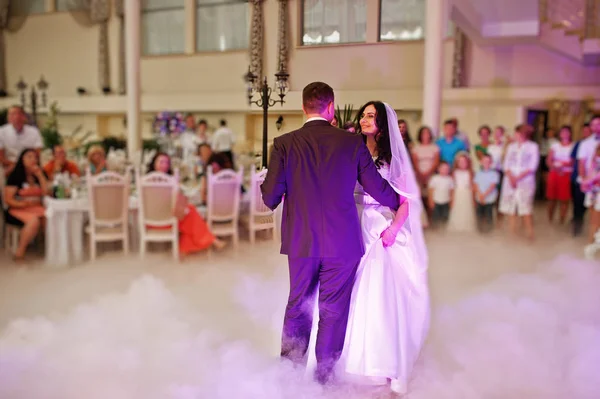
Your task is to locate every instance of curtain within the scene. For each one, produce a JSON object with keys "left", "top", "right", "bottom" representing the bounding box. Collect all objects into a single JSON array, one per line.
[
  {"left": 451, "top": 27, "right": 467, "bottom": 88},
  {"left": 302, "top": 0, "right": 366, "bottom": 45},
  {"left": 115, "top": 0, "right": 125, "bottom": 94},
  {"left": 249, "top": 0, "right": 263, "bottom": 85},
  {"left": 142, "top": 0, "right": 185, "bottom": 55},
  {"left": 380, "top": 0, "right": 424, "bottom": 40},
  {"left": 0, "top": 0, "right": 10, "bottom": 95},
  {"left": 276, "top": 0, "right": 289, "bottom": 73},
  {"left": 64, "top": 0, "right": 111, "bottom": 92}
]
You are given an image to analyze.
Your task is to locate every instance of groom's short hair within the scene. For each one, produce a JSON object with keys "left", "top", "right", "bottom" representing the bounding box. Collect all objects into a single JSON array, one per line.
[{"left": 302, "top": 82, "right": 334, "bottom": 113}]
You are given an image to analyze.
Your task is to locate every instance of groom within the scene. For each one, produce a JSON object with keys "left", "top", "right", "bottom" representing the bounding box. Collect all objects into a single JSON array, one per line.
[{"left": 261, "top": 82, "right": 399, "bottom": 383}]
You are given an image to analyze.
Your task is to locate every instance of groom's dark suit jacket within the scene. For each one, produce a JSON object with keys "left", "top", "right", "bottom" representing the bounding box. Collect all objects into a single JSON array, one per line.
[{"left": 261, "top": 119, "right": 399, "bottom": 259}]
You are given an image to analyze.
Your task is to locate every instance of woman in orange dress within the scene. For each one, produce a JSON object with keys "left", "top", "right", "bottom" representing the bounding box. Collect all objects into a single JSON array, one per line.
[
  {"left": 3, "top": 148, "right": 49, "bottom": 261},
  {"left": 147, "top": 152, "right": 226, "bottom": 256}
]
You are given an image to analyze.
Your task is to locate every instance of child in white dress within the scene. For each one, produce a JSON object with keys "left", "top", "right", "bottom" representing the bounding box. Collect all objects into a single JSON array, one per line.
[{"left": 447, "top": 152, "right": 477, "bottom": 232}]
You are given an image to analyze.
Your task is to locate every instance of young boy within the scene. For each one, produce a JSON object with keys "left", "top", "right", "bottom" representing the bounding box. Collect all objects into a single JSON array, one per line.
[
  {"left": 473, "top": 154, "right": 501, "bottom": 232},
  {"left": 428, "top": 161, "right": 454, "bottom": 228}
]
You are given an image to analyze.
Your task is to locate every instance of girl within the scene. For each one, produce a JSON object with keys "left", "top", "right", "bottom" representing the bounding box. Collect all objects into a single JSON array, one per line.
[
  {"left": 447, "top": 151, "right": 477, "bottom": 232},
  {"left": 411, "top": 126, "right": 440, "bottom": 224},
  {"left": 545, "top": 125, "right": 574, "bottom": 224},
  {"left": 474, "top": 125, "right": 492, "bottom": 162}
]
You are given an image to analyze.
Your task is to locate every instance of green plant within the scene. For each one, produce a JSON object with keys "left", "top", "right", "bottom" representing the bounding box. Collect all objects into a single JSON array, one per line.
[
  {"left": 143, "top": 139, "right": 160, "bottom": 152},
  {"left": 41, "top": 102, "right": 63, "bottom": 149},
  {"left": 334, "top": 104, "right": 355, "bottom": 126}
]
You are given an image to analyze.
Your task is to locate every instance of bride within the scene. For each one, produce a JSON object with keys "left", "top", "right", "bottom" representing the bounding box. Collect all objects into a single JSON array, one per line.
[{"left": 306, "top": 102, "right": 430, "bottom": 395}]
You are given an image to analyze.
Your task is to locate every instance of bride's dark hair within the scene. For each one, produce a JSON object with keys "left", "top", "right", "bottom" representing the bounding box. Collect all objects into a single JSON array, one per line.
[{"left": 355, "top": 101, "right": 392, "bottom": 168}]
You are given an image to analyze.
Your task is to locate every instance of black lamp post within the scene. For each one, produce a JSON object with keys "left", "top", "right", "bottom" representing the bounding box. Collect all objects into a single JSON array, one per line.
[
  {"left": 244, "top": 64, "right": 289, "bottom": 168},
  {"left": 16, "top": 75, "right": 49, "bottom": 126}
]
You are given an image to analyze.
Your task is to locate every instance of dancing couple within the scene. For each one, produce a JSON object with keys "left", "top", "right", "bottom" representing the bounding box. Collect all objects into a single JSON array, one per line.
[{"left": 261, "top": 82, "right": 430, "bottom": 395}]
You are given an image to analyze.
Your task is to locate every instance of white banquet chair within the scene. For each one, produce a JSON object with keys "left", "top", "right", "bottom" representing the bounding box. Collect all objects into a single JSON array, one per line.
[
  {"left": 206, "top": 166, "right": 244, "bottom": 248},
  {"left": 86, "top": 169, "right": 130, "bottom": 260},
  {"left": 241, "top": 168, "right": 277, "bottom": 244},
  {"left": 136, "top": 169, "right": 180, "bottom": 260}
]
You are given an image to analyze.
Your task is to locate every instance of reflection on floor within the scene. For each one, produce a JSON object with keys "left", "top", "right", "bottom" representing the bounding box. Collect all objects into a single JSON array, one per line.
[{"left": 0, "top": 210, "right": 598, "bottom": 398}]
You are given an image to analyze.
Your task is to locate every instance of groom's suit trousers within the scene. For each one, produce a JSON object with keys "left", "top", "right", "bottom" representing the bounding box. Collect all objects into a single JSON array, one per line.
[{"left": 281, "top": 255, "right": 360, "bottom": 382}]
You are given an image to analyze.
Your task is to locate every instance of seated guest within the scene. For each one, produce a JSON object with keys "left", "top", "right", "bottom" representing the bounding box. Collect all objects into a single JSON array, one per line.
[
  {"left": 3, "top": 148, "right": 49, "bottom": 261},
  {"left": 147, "top": 152, "right": 226, "bottom": 255},
  {"left": 200, "top": 152, "right": 236, "bottom": 203},
  {"left": 0, "top": 105, "right": 43, "bottom": 175},
  {"left": 87, "top": 145, "right": 107, "bottom": 175},
  {"left": 43, "top": 145, "right": 81, "bottom": 181}
]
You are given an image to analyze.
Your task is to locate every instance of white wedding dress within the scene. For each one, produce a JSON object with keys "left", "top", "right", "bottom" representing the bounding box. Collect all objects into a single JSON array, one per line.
[{"left": 306, "top": 163, "right": 430, "bottom": 394}]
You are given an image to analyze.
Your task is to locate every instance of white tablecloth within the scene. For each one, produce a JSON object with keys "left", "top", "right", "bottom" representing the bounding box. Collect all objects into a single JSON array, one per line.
[{"left": 44, "top": 196, "right": 139, "bottom": 267}]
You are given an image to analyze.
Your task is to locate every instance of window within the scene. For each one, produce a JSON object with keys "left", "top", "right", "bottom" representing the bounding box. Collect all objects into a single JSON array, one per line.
[
  {"left": 10, "top": 0, "right": 46, "bottom": 15},
  {"left": 142, "top": 0, "right": 186, "bottom": 56},
  {"left": 379, "top": 0, "right": 454, "bottom": 41},
  {"left": 196, "top": 0, "right": 249, "bottom": 52},
  {"left": 302, "top": 0, "right": 367, "bottom": 46}
]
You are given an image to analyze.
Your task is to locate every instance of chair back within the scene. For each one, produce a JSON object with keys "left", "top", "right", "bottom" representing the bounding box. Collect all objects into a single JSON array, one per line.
[
  {"left": 86, "top": 169, "right": 129, "bottom": 228},
  {"left": 136, "top": 169, "right": 179, "bottom": 228},
  {"left": 206, "top": 166, "right": 243, "bottom": 223}
]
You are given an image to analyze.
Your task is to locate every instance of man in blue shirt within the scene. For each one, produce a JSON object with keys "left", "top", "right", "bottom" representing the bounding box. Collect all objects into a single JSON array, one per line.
[
  {"left": 571, "top": 123, "right": 591, "bottom": 236},
  {"left": 473, "top": 154, "right": 500, "bottom": 232},
  {"left": 436, "top": 119, "right": 467, "bottom": 166}
]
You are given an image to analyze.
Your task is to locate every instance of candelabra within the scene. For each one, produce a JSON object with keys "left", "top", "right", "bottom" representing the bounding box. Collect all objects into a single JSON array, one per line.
[
  {"left": 16, "top": 75, "right": 49, "bottom": 126},
  {"left": 244, "top": 65, "right": 289, "bottom": 168}
]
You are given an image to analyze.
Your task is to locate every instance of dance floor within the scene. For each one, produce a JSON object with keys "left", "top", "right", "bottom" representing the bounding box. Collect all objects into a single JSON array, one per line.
[{"left": 0, "top": 216, "right": 598, "bottom": 398}]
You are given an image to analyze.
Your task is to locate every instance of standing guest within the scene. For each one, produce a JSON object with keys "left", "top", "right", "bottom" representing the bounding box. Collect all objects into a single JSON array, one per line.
[
  {"left": 211, "top": 119, "right": 236, "bottom": 166},
  {"left": 398, "top": 119, "right": 413, "bottom": 151},
  {"left": 436, "top": 119, "right": 467, "bottom": 166},
  {"left": 3, "top": 148, "right": 48, "bottom": 261},
  {"left": 196, "top": 119, "right": 209, "bottom": 144},
  {"left": 180, "top": 114, "right": 201, "bottom": 159},
  {"left": 473, "top": 154, "right": 500, "bottom": 232},
  {"left": 499, "top": 124, "right": 539, "bottom": 240},
  {"left": 0, "top": 105, "right": 43, "bottom": 175},
  {"left": 43, "top": 145, "right": 81, "bottom": 181},
  {"left": 487, "top": 125, "right": 507, "bottom": 225},
  {"left": 577, "top": 115, "right": 600, "bottom": 243},
  {"left": 545, "top": 125, "right": 574, "bottom": 224},
  {"left": 474, "top": 125, "right": 492, "bottom": 162},
  {"left": 450, "top": 117, "right": 471, "bottom": 152},
  {"left": 570, "top": 123, "right": 592, "bottom": 236},
  {"left": 447, "top": 152, "right": 476, "bottom": 232},
  {"left": 411, "top": 126, "right": 439, "bottom": 221},
  {"left": 428, "top": 161, "right": 454, "bottom": 228}
]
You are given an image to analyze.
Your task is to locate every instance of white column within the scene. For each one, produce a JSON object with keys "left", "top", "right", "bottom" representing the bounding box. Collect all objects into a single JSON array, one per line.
[
  {"left": 125, "top": 0, "right": 142, "bottom": 160},
  {"left": 422, "top": 0, "right": 445, "bottom": 135}
]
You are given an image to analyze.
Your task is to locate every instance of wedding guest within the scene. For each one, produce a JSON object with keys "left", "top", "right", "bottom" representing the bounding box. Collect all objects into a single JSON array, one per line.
[
  {"left": 398, "top": 119, "right": 414, "bottom": 151},
  {"left": 473, "top": 154, "right": 500, "bottom": 232},
  {"left": 570, "top": 123, "right": 592, "bottom": 236},
  {"left": 450, "top": 117, "right": 471, "bottom": 152},
  {"left": 577, "top": 115, "right": 600, "bottom": 243},
  {"left": 581, "top": 144, "right": 600, "bottom": 217},
  {"left": 499, "top": 124, "right": 539, "bottom": 240},
  {"left": 436, "top": 119, "right": 467, "bottom": 166},
  {"left": 487, "top": 125, "right": 507, "bottom": 225},
  {"left": 200, "top": 152, "right": 235, "bottom": 204},
  {"left": 474, "top": 125, "right": 492, "bottom": 162},
  {"left": 180, "top": 114, "right": 201, "bottom": 159},
  {"left": 43, "top": 145, "right": 81, "bottom": 181},
  {"left": 0, "top": 105, "right": 43, "bottom": 175},
  {"left": 545, "top": 125, "right": 574, "bottom": 224},
  {"left": 342, "top": 121, "right": 355, "bottom": 133},
  {"left": 196, "top": 119, "right": 209, "bottom": 144},
  {"left": 411, "top": 126, "right": 439, "bottom": 221},
  {"left": 428, "top": 161, "right": 454, "bottom": 228},
  {"left": 447, "top": 152, "right": 476, "bottom": 232},
  {"left": 3, "top": 148, "right": 48, "bottom": 261},
  {"left": 211, "top": 119, "right": 235, "bottom": 166},
  {"left": 147, "top": 152, "right": 226, "bottom": 255},
  {"left": 87, "top": 145, "right": 107, "bottom": 175}
]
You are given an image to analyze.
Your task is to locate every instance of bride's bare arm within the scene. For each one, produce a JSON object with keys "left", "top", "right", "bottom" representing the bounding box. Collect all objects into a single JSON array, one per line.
[{"left": 388, "top": 195, "right": 408, "bottom": 234}]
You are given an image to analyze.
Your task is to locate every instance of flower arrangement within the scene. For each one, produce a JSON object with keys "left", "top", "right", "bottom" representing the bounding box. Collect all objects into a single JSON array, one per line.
[{"left": 153, "top": 111, "right": 186, "bottom": 136}]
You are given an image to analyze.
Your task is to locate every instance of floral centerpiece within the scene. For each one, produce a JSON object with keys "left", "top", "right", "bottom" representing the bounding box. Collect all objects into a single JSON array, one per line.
[{"left": 153, "top": 111, "right": 186, "bottom": 136}]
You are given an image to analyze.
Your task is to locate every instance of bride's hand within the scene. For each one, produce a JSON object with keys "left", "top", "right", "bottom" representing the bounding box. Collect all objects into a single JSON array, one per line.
[{"left": 380, "top": 227, "right": 398, "bottom": 248}]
